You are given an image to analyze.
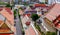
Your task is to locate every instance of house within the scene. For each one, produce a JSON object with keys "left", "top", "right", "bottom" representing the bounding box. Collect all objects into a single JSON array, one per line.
[
  {"left": 0, "top": 7, "right": 15, "bottom": 35},
  {"left": 44, "top": 3, "right": 60, "bottom": 32},
  {"left": 19, "top": 9, "right": 24, "bottom": 15},
  {"left": 35, "top": 8, "right": 42, "bottom": 16},
  {"left": 0, "top": 7, "right": 14, "bottom": 25},
  {"left": 53, "top": 15, "right": 60, "bottom": 30},
  {"left": 21, "top": 14, "right": 39, "bottom": 35},
  {"left": 25, "top": 6, "right": 32, "bottom": 11},
  {"left": 34, "top": 4, "right": 46, "bottom": 7},
  {"left": 34, "top": 3, "right": 55, "bottom": 15},
  {"left": 23, "top": 14, "right": 31, "bottom": 17},
  {"left": 0, "top": 20, "right": 14, "bottom": 35}
]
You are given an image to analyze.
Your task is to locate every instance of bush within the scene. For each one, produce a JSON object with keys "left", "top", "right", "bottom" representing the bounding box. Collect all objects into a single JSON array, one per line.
[
  {"left": 46, "top": 31, "right": 56, "bottom": 35},
  {"left": 6, "top": 3, "right": 12, "bottom": 7},
  {"left": 14, "top": 9, "right": 17, "bottom": 18},
  {"left": 34, "top": 23, "right": 45, "bottom": 35},
  {"left": 41, "top": 32, "right": 45, "bottom": 35},
  {"left": 0, "top": 2, "right": 7, "bottom": 5},
  {"left": 34, "top": 23, "right": 41, "bottom": 32}
]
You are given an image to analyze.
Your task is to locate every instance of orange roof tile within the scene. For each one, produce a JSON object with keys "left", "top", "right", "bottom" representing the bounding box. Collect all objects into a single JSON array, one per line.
[
  {"left": 35, "top": 4, "right": 46, "bottom": 7},
  {"left": 56, "top": 24, "right": 60, "bottom": 28},
  {"left": 5, "top": 8, "right": 12, "bottom": 15},
  {"left": 23, "top": 14, "right": 31, "bottom": 17},
  {"left": 0, "top": 34, "right": 12, "bottom": 35},
  {"left": 0, "top": 8, "right": 3, "bottom": 11},
  {"left": 25, "top": 26, "right": 36, "bottom": 35},
  {"left": 0, "top": 23, "right": 13, "bottom": 33},
  {"left": 45, "top": 4, "right": 60, "bottom": 21},
  {"left": 0, "top": 8, "right": 14, "bottom": 25},
  {"left": 53, "top": 15, "right": 60, "bottom": 28},
  {"left": 0, "top": 20, "right": 4, "bottom": 25}
]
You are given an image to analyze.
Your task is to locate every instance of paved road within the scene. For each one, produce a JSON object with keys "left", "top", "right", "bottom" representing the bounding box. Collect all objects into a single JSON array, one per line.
[{"left": 15, "top": 11, "right": 22, "bottom": 35}]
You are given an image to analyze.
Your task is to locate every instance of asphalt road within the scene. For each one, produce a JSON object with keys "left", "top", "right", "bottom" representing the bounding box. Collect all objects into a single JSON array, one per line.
[{"left": 15, "top": 11, "right": 22, "bottom": 35}]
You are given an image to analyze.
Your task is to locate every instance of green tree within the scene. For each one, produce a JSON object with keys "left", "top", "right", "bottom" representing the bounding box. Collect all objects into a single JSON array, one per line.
[
  {"left": 31, "top": 14, "right": 39, "bottom": 22},
  {"left": 14, "top": 9, "right": 17, "bottom": 19},
  {"left": 46, "top": 31, "right": 56, "bottom": 35},
  {"left": 6, "top": 3, "right": 12, "bottom": 7},
  {"left": 50, "top": 32, "right": 56, "bottom": 35}
]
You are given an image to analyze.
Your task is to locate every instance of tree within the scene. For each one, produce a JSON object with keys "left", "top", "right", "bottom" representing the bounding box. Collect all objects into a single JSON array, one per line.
[
  {"left": 14, "top": 9, "right": 17, "bottom": 19},
  {"left": 6, "top": 3, "right": 11, "bottom": 7},
  {"left": 31, "top": 14, "right": 40, "bottom": 22},
  {"left": 46, "top": 31, "right": 56, "bottom": 35}
]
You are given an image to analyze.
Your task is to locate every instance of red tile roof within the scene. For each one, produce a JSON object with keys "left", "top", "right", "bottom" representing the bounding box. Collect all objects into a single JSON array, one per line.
[
  {"left": 0, "top": 8, "right": 14, "bottom": 25},
  {"left": 5, "top": 8, "right": 12, "bottom": 15},
  {"left": 0, "top": 8, "right": 3, "bottom": 11},
  {"left": 23, "top": 14, "right": 31, "bottom": 17},
  {"left": 53, "top": 15, "right": 60, "bottom": 28},
  {"left": 0, "top": 34, "right": 11, "bottom": 35},
  {"left": 56, "top": 24, "right": 60, "bottom": 28},
  {"left": 25, "top": 26, "right": 36, "bottom": 35},
  {"left": 45, "top": 4, "right": 60, "bottom": 21},
  {"left": 34, "top": 4, "right": 46, "bottom": 7},
  {"left": 45, "top": 4, "right": 60, "bottom": 29},
  {"left": 0, "top": 20, "right": 3, "bottom": 25}
]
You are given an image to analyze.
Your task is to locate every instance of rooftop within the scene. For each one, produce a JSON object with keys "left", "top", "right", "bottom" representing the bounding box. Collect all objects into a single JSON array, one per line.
[
  {"left": 25, "top": 26, "right": 36, "bottom": 35},
  {"left": 0, "top": 21, "right": 13, "bottom": 33},
  {"left": 45, "top": 3, "right": 60, "bottom": 21},
  {"left": 34, "top": 4, "right": 46, "bottom": 7}
]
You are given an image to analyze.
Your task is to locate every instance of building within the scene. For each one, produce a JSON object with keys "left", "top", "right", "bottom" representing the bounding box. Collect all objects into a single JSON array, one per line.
[
  {"left": 53, "top": 15, "right": 60, "bottom": 29},
  {"left": 53, "top": 15, "right": 60, "bottom": 35},
  {"left": 0, "top": 7, "right": 16, "bottom": 35},
  {"left": 44, "top": 3, "right": 60, "bottom": 34},
  {"left": 21, "top": 14, "right": 39, "bottom": 35},
  {"left": 0, "top": 20, "right": 14, "bottom": 35}
]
